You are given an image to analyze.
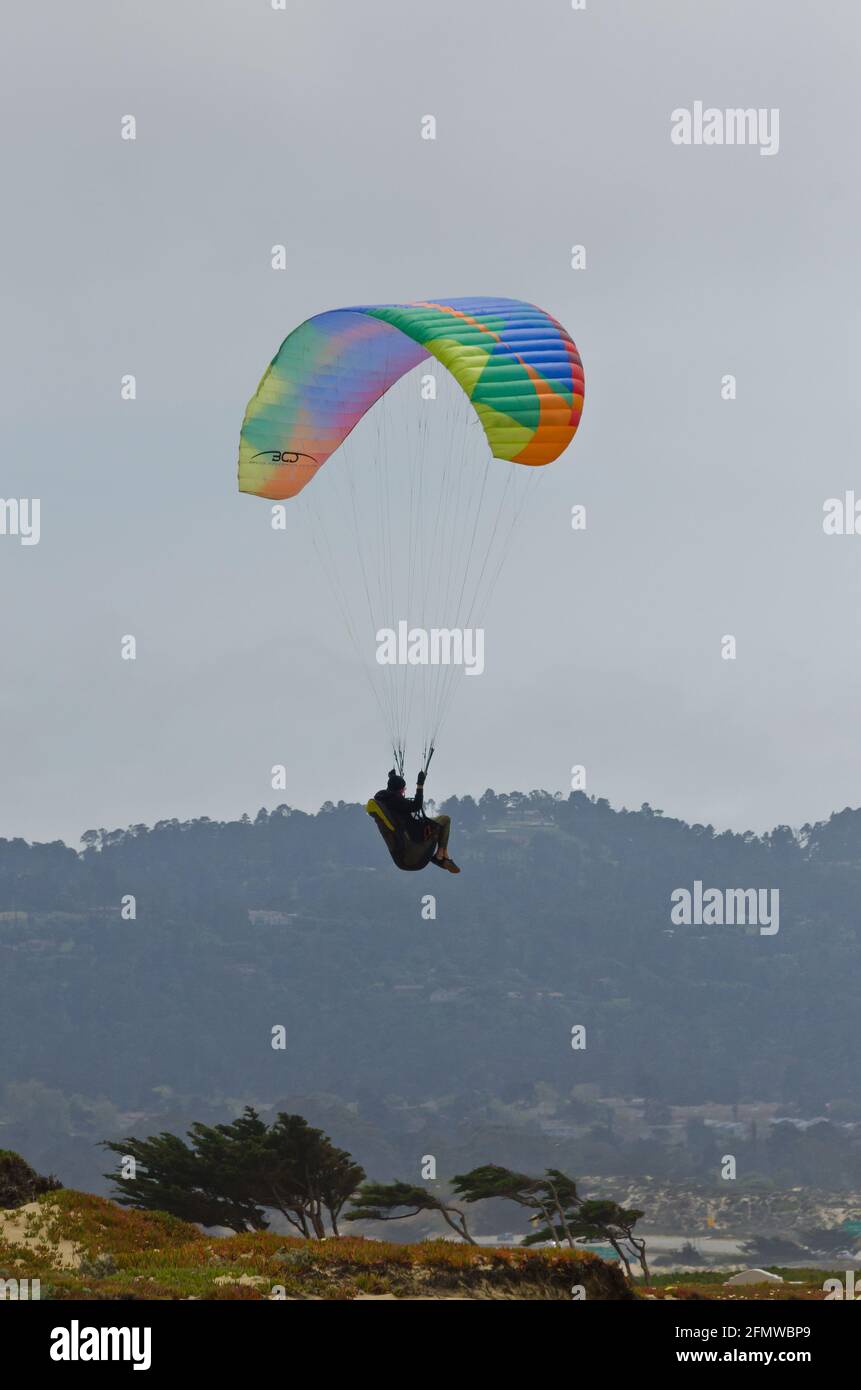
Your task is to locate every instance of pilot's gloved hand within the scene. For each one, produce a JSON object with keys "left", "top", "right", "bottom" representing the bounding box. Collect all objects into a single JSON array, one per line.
[{"left": 417, "top": 770, "right": 426, "bottom": 787}]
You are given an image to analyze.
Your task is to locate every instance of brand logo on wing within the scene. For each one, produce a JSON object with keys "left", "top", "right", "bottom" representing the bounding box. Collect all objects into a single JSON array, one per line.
[{"left": 251, "top": 450, "right": 317, "bottom": 466}]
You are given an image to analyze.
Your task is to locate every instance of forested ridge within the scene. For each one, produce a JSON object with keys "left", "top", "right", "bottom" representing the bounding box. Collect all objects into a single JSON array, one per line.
[{"left": 1, "top": 790, "right": 859, "bottom": 1195}]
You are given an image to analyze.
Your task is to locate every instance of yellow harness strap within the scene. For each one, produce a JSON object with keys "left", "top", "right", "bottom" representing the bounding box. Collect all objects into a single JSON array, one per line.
[{"left": 366, "top": 798, "right": 396, "bottom": 833}]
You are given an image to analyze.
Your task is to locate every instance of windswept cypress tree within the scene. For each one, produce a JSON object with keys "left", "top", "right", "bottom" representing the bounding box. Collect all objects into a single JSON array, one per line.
[
  {"left": 346, "top": 1180, "right": 475, "bottom": 1243},
  {"left": 103, "top": 1106, "right": 364, "bottom": 1237}
]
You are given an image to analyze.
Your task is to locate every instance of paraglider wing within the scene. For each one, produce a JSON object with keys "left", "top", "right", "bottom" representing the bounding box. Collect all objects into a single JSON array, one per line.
[
  {"left": 238, "top": 297, "right": 584, "bottom": 499},
  {"left": 237, "top": 294, "right": 585, "bottom": 783}
]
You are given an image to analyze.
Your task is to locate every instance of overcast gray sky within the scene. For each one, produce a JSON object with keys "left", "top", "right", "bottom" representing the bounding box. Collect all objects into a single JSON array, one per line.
[{"left": 2, "top": 0, "right": 859, "bottom": 845}]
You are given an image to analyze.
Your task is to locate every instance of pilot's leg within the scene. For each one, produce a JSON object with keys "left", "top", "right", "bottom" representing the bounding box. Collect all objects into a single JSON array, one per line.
[{"left": 432, "top": 814, "right": 451, "bottom": 857}]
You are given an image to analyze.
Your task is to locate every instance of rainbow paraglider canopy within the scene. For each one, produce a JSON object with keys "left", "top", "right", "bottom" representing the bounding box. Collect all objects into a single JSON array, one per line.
[{"left": 238, "top": 296, "right": 585, "bottom": 499}]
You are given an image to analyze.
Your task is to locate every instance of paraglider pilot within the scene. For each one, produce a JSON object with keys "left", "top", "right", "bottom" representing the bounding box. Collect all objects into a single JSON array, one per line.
[{"left": 369, "top": 769, "right": 460, "bottom": 874}]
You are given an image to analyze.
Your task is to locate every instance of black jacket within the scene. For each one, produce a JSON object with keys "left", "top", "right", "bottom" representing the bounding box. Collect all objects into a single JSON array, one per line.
[{"left": 374, "top": 785, "right": 425, "bottom": 843}]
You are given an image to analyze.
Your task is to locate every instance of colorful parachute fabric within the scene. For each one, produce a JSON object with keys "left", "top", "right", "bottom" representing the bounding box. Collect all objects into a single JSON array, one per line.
[{"left": 239, "top": 297, "right": 585, "bottom": 499}]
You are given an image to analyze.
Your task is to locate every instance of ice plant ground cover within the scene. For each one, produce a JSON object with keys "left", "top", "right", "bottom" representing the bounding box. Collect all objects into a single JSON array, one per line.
[{"left": 0, "top": 1190, "right": 846, "bottom": 1301}]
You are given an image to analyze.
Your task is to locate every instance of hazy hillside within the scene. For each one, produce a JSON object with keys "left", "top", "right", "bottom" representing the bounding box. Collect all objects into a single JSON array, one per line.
[{"left": 1, "top": 791, "right": 860, "bottom": 1195}]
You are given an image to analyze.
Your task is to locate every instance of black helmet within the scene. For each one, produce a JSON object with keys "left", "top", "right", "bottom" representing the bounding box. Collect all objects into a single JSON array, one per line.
[{"left": 387, "top": 769, "right": 406, "bottom": 792}]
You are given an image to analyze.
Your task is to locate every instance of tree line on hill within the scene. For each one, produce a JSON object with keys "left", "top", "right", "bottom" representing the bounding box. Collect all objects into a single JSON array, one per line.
[{"left": 1, "top": 790, "right": 860, "bottom": 1193}]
